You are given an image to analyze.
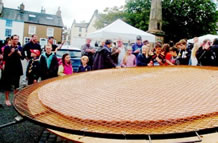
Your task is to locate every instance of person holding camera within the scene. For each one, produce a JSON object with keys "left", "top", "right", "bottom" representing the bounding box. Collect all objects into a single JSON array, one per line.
[{"left": 2, "top": 35, "right": 23, "bottom": 106}]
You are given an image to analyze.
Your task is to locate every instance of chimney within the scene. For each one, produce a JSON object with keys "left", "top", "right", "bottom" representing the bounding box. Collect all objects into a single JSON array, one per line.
[
  {"left": 41, "top": 7, "right": 46, "bottom": 14},
  {"left": 56, "top": 6, "right": 61, "bottom": 17},
  {"left": 0, "top": 0, "right": 3, "bottom": 15},
  {"left": 19, "top": 3, "right": 24, "bottom": 13},
  {"left": 94, "top": 9, "right": 98, "bottom": 15}
]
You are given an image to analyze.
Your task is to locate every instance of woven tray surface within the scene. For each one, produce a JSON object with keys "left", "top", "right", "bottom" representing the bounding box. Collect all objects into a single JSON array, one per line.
[{"left": 14, "top": 66, "right": 218, "bottom": 135}]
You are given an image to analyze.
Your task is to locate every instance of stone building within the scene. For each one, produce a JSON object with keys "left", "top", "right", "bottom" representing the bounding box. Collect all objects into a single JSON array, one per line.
[
  {"left": 0, "top": 1, "right": 64, "bottom": 47},
  {"left": 70, "top": 10, "right": 98, "bottom": 46}
]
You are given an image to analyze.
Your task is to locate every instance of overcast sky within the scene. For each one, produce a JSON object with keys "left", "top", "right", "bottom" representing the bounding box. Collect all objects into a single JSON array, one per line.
[{"left": 3, "top": 0, "right": 126, "bottom": 28}]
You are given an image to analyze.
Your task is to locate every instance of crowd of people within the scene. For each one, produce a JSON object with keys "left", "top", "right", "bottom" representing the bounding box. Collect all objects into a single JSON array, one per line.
[{"left": 0, "top": 33, "right": 218, "bottom": 107}]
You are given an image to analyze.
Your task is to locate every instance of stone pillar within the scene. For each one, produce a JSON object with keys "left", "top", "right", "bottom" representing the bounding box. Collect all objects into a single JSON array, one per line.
[
  {"left": 56, "top": 7, "right": 61, "bottom": 17},
  {"left": 148, "top": 0, "right": 165, "bottom": 43},
  {"left": 0, "top": 0, "right": 3, "bottom": 15}
]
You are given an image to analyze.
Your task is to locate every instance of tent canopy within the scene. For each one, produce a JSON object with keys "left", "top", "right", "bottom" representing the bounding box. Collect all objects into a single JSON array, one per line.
[
  {"left": 87, "top": 19, "right": 156, "bottom": 43},
  {"left": 188, "top": 34, "right": 218, "bottom": 44}
]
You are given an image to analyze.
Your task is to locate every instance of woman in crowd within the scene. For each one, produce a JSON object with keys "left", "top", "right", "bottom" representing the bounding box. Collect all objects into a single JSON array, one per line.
[
  {"left": 58, "top": 53, "right": 73, "bottom": 76},
  {"left": 211, "top": 38, "right": 218, "bottom": 66},
  {"left": 196, "top": 39, "right": 216, "bottom": 66},
  {"left": 189, "top": 37, "right": 200, "bottom": 66},
  {"left": 137, "top": 45, "right": 150, "bottom": 66},
  {"left": 121, "top": 47, "right": 136, "bottom": 67}
]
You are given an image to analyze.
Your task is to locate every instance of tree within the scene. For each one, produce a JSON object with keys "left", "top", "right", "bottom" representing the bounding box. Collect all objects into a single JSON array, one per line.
[
  {"left": 124, "top": 0, "right": 151, "bottom": 31},
  {"left": 95, "top": 0, "right": 217, "bottom": 42},
  {"left": 162, "top": 0, "right": 218, "bottom": 42},
  {"left": 94, "top": 6, "right": 126, "bottom": 29}
]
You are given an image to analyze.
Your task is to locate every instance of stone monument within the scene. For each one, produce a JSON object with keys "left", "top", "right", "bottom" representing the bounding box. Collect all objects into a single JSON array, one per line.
[
  {"left": 148, "top": 0, "right": 165, "bottom": 42},
  {"left": 0, "top": 0, "right": 3, "bottom": 15}
]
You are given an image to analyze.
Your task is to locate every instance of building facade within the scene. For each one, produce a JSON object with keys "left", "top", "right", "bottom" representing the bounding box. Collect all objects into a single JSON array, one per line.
[
  {"left": 70, "top": 10, "right": 98, "bottom": 46},
  {"left": 0, "top": 1, "right": 64, "bottom": 47}
]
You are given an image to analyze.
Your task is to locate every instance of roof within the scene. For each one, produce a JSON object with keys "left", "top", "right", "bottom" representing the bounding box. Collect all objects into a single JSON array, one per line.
[
  {"left": 87, "top": 19, "right": 156, "bottom": 42},
  {"left": 1, "top": 8, "right": 64, "bottom": 27},
  {"left": 72, "top": 9, "right": 98, "bottom": 28},
  {"left": 74, "top": 23, "right": 88, "bottom": 28}
]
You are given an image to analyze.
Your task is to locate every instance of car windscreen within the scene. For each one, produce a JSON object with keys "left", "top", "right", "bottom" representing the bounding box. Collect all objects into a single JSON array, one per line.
[{"left": 56, "top": 50, "right": 81, "bottom": 58}]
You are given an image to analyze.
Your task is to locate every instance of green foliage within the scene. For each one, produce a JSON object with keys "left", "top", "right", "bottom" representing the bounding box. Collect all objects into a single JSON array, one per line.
[
  {"left": 124, "top": 0, "right": 151, "bottom": 31},
  {"left": 94, "top": 0, "right": 218, "bottom": 42},
  {"left": 162, "top": 0, "right": 218, "bottom": 42},
  {"left": 94, "top": 6, "right": 126, "bottom": 29}
]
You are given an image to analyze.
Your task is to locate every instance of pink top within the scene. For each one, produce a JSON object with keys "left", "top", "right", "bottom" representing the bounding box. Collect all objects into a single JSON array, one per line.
[
  {"left": 122, "top": 54, "right": 136, "bottom": 67},
  {"left": 63, "top": 63, "right": 73, "bottom": 75}
]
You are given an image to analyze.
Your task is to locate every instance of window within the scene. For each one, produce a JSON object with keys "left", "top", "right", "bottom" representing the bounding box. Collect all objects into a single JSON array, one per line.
[
  {"left": 53, "top": 40, "right": 56, "bottom": 45},
  {"left": 6, "top": 20, "right": 12, "bottom": 27},
  {"left": 79, "top": 27, "right": 82, "bottom": 32},
  {"left": 5, "top": 29, "right": 12, "bottom": 37},
  {"left": 29, "top": 14, "right": 36, "bottom": 18},
  {"left": 47, "top": 28, "right": 54, "bottom": 37},
  {"left": 24, "top": 37, "right": 31, "bottom": 44},
  {"left": 40, "top": 38, "right": 47, "bottom": 48},
  {"left": 46, "top": 17, "right": 53, "bottom": 20},
  {"left": 29, "top": 26, "right": 36, "bottom": 35}
]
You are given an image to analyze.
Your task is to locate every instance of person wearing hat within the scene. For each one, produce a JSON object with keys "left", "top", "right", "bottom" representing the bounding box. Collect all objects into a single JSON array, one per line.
[
  {"left": 92, "top": 39, "right": 116, "bottom": 70},
  {"left": 26, "top": 49, "right": 41, "bottom": 85},
  {"left": 132, "top": 35, "right": 143, "bottom": 57}
]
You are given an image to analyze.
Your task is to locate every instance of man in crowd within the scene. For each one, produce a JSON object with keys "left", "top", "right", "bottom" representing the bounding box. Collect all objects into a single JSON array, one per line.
[
  {"left": 81, "top": 38, "right": 96, "bottom": 67},
  {"left": 92, "top": 39, "right": 116, "bottom": 70},
  {"left": 47, "top": 36, "right": 65, "bottom": 53},
  {"left": 117, "top": 40, "right": 127, "bottom": 66},
  {"left": 132, "top": 35, "right": 143, "bottom": 57},
  {"left": 2, "top": 35, "right": 23, "bottom": 106},
  {"left": 22, "top": 34, "right": 41, "bottom": 60}
]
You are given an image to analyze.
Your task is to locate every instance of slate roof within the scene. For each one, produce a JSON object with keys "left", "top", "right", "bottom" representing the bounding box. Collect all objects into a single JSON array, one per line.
[
  {"left": 74, "top": 23, "right": 88, "bottom": 28},
  {"left": 1, "top": 8, "right": 64, "bottom": 27}
]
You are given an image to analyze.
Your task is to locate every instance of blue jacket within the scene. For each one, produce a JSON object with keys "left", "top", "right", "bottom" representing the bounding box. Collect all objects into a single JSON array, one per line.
[
  {"left": 137, "top": 53, "right": 150, "bottom": 66},
  {"left": 132, "top": 43, "right": 143, "bottom": 57}
]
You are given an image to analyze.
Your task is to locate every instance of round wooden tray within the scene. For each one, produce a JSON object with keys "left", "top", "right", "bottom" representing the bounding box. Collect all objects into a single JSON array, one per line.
[{"left": 14, "top": 66, "right": 218, "bottom": 138}]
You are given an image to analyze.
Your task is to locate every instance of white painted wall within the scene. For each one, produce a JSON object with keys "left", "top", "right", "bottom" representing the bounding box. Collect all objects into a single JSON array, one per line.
[
  {"left": 0, "top": 18, "right": 24, "bottom": 45},
  {"left": 87, "top": 15, "right": 98, "bottom": 34},
  {"left": 71, "top": 24, "right": 87, "bottom": 38},
  {"left": 0, "top": 19, "right": 5, "bottom": 41}
]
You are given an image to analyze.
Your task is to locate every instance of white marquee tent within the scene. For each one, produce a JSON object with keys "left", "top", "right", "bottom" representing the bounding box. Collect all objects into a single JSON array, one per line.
[
  {"left": 188, "top": 34, "right": 218, "bottom": 44},
  {"left": 87, "top": 19, "right": 156, "bottom": 43}
]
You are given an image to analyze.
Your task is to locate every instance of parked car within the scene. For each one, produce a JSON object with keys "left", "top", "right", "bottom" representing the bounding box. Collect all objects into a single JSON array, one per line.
[{"left": 56, "top": 45, "right": 81, "bottom": 72}]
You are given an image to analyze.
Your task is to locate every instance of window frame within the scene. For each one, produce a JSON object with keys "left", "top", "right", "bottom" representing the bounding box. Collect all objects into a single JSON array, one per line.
[
  {"left": 24, "top": 37, "right": 31, "bottom": 45},
  {"left": 28, "top": 25, "right": 36, "bottom": 35},
  {"left": 6, "top": 20, "right": 13, "bottom": 27},
  {"left": 5, "top": 29, "right": 12, "bottom": 37},
  {"left": 47, "top": 27, "right": 54, "bottom": 37}
]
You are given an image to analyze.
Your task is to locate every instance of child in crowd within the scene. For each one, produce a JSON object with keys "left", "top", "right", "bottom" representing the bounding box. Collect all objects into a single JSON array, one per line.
[
  {"left": 148, "top": 42, "right": 165, "bottom": 66},
  {"left": 137, "top": 45, "right": 150, "bottom": 66},
  {"left": 165, "top": 47, "right": 178, "bottom": 65},
  {"left": 78, "top": 56, "right": 91, "bottom": 72},
  {"left": 26, "top": 49, "right": 41, "bottom": 85},
  {"left": 58, "top": 53, "right": 73, "bottom": 76},
  {"left": 121, "top": 47, "right": 136, "bottom": 67}
]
